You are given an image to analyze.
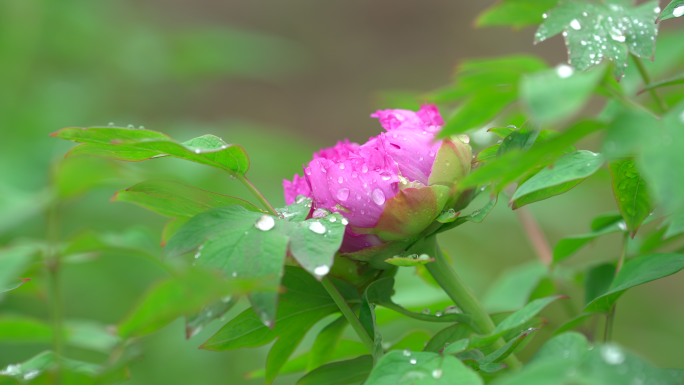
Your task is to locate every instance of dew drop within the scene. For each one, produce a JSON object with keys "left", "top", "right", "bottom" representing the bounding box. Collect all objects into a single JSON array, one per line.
[
  {"left": 329, "top": 216, "right": 337, "bottom": 222},
  {"left": 108, "top": 122, "right": 115, "bottom": 127},
  {"left": 379, "top": 172, "right": 392, "bottom": 181},
  {"left": 429, "top": 150, "right": 435, "bottom": 157},
  {"left": 403, "top": 348, "right": 411, "bottom": 357},
  {"left": 309, "top": 222, "right": 326, "bottom": 234},
  {"left": 352, "top": 171, "right": 358, "bottom": 178},
  {"left": 194, "top": 149, "right": 201, "bottom": 154},
  {"left": 305, "top": 168, "right": 312, "bottom": 176},
  {"left": 23, "top": 370, "right": 40, "bottom": 380},
  {"left": 295, "top": 195, "right": 308, "bottom": 204},
  {"left": 139, "top": 126, "right": 145, "bottom": 130},
  {"left": 444, "top": 305, "right": 462, "bottom": 314},
  {"left": 556, "top": 64, "right": 574, "bottom": 78},
  {"left": 341, "top": 218, "right": 349, "bottom": 225},
  {"left": 409, "top": 358, "right": 417, "bottom": 364},
  {"left": 255, "top": 215, "right": 275, "bottom": 231},
  {"left": 338, "top": 176, "right": 344, "bottom": 184},
  {"left": 339, "top": 163, "right": 345, "bottom": 169},
  {"left": 600, "top": 344, "right": 626, "bottom": 365},
  {"left": 435, "top": 310, "right": 443, "bottom": 317},
  {"left": 371, "top": 189, "right": 386, "bottom": 205},
  {"left": 314, "top": 265, "right": 330, "bottom": 276},
  {"left": 542, "top": 13, "right": 547, "bottom": 19},
  {"left": 432, "top": 369, "right": 443, "bottom": 379},
  {"left": 570, "top": 19, "right": 581, "bottom": 30},
  {"left": 127, "top": 124, "right": 135, "bottom": 128},
  {"left": 673, "top": 4, "right": 684, "bottom": 17},
  {"left": 362, "top": 164, "right": 369, "bottom": 173},
  {"left": 337, "top": 188, "right": 350, "bottom": 201},
  {"left": 232, "top": 271, "right": 238, "bottom": 277},
  {"left": 312, "top": 208, "right": 331, "bottom": 218},
  {"left": 421, "top": 308, "right": 431, "bottom": 315}
]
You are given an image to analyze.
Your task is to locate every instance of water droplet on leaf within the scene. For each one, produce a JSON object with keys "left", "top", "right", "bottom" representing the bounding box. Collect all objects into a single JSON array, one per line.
[
  {"left": 314, "top": 265, "right": 330, "bottom": 276},
  {"left": 601, "top": 344, "right": 626, "bottom": 365},
  {"left": 309, "top": 222, "right": 326, "bottom": 234},
  {"left": 255, "top": 215, "right": 275, "bottom": 231},
  {"left": 403, "top": 349, "right": 411, "bottom": 357},
  {"left": 432, "top": 369, "right": 442, "bottom": 379}
]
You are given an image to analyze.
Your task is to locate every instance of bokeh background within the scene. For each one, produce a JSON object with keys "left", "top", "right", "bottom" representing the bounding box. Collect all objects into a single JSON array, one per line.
[{"left": 1, "top": 0, "right": 683, "bottom": 384}]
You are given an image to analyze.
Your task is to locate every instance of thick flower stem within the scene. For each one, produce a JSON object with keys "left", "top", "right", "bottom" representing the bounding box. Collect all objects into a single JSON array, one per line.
[
  {"left": 425, "top": 238, "right": 522, "bottom": 371},
  {"left": 321, "top": 277, "right": 375, "bottom": 354},
  {"left": 235, "top": 174, "right": 278, "bottom": 216}
]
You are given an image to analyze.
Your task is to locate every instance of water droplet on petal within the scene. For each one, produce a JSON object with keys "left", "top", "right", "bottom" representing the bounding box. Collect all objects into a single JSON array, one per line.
[
  {"left": 379, "top": 172, "right": 392, "bottom": 181},
  {"left": 314, "top": 265, "right": 330, "bottom": 276},
  {"left": 352, "top": 171, "right": 358, "bottom": 178},
  {"left": 337, "top": 188, "right": 350, "bottom": 201},
  {"left": 362, "top": 164, "right": 368, "bottom": 173},
  {"left": 339, "top": 163, "right": 345, "bottom": 169},
  {"left": 338, "top": 176, "right": 344, "bottom": 184},
  {"left": 309, "top": 222, "right": 326, "bottom": 234},
  {"left": 255, "top": 215, "right": 275, "bottom": 231},
  {"left": 429, "top": 150, "right": 435, "bottom": 157},
  {"left": 371, "top": 189, "right": 386, "bottom": 205}
]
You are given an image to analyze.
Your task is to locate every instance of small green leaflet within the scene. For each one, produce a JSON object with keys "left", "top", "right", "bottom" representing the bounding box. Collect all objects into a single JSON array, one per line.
[
  {"left": 50, "top": 126, "right": 250, "bottom": 176},
  {"left": 512, "top": 150, "right": 603, "bottom": 209},
  {"left": 608, "top": 160, "right": 652, "bottom": 237},
  {"left": 496, "top": 120, "right": 542, "bottom": 156},
  {"left": 365, "top": 350, "right": 483, "bottom": 385},
  {"left": 113, "top": 180, "right": 263, "bottom": 218},
  {"left": 535, "top": 0, "right": 660, "bottom": 79},
  {"left": 384, "top": 255, "right": 434, "bottom": 267},
  {"left": 656, "top": 0, "right": 684, "bottom": 22},
  {"left": 584, "top": 263, "right": 616, "bottom": 306},
  {"left": 185, "top": 296, "right": 238, "bottom": 339},
  {"left": 296, "top": 355, "right": 373, "bottom": 385},
  {"left": 553, "top": 214, "right": 627, "bottom": 263},
  {"left": 476, "top": 0, "right": 561, "bottom": 28},
  {"left": 584, "top": 253, "right": 684, "bottom": 313},
  {"left": 200, "top": 267, "right": 359, "bottom": 385}
]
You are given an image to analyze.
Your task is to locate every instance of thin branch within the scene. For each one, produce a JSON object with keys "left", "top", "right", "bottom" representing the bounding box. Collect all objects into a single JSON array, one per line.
[
  {"left": 515, "top": 206, "right": 553, "bottom": 266},
  {"left": 631, "top": 54, "right": 668, "bottom": 113}
]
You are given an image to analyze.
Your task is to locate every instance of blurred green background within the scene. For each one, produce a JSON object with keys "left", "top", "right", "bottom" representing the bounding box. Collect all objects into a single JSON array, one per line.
[{"left": 1, "top": 0, "right": 683, "bottom": 384}]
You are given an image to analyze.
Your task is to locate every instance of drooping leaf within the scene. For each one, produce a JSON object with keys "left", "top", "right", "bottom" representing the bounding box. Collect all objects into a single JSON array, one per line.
[
  {"left": 185, "top": 296, "right": 238, "bottom": 339},
  {"left": 307, "top": 316, "right": 348, "bottom": 371},
  {"left": 585, "top": 253, "right": 684, "bottom": 313},
  {"left": 521, "top": 64, "right": 606, "bottom": 121},
  {"left": 656, "top": 0, "right": 684, "bottom": 23},
  {"left": 112, "top": 180, "right": 263, "bottom": 218},
  {"left": 608, "top": 160, "right": 652, "bottom": 237},
  {"left": 476, "top": 0, "right": 560, "bottom": 28},
  {"left": 365, "top": 350, "right": 483, "bottom": 385},
  {"left": 117, "top": 269, "right": 267, "bottom": 338},
  {"left": 584, "top": 263, "right": 616, "bottom": 306},
  {"left": 512, "top": 150, "right": 603, "bottom": 209},
  {"left": 50, "top": 127, "right": 250, "bottom": 176},
  {"left": 200, "top": 267, "right": 359, "bottom": 384},
  {"left": 296, "top": 355, "right": 373, "bottom": 385},
  {"left": 535, "top": 0, "right": 660, "bottom": 79}
]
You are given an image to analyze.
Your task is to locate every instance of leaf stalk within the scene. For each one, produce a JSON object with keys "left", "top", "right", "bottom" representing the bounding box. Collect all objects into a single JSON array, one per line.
[
  {"left": 631, "top": 54, "right": 668, "bottom": 113},
  {"left": 321, "top": 277, "right": 375, "bottom": 355}
]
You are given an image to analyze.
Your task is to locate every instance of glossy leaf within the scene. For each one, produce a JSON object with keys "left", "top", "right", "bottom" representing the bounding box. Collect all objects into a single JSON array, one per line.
[
  {"left": 185, "top": 296, "right": 238, "bottom": 339},
  {"left": 0, "top": 350, "right": 114, "bottom": 382},
  {"left": 296, "top": 355, "right": 373, "bottom": 385},
  {"left": 112, "top": 180, "right": 263, "bottom": 218},
  {"left": 476, "top": 0, "right": 560, "bottom": 28},
  {"left": 520, "top": 65, "right": 605, "bottom": 121},
  {"left": 512, "top": 150, "right": 603, "bottom": 209},
  {"left": 437, "top": 194, "right": 498, "bottom": 234},
  {"left": 584, "top": 263, "right": 616, "bottom": 306},
  {"left": 201, "top": 267, "right": 359, "bottom": 384},
  {"left": 365, "top": 350, "right": 483, "bottom": 385},
  {"left": 535, "top": 1, "right": 660, "bottom": 79},
  {"left": 50, "top": 127, "right": 250, "bottom": 176},
  {"left": 585, "top": 253, "right": 684, "bottom": 313},
  {"left": 609, "top": 160, "right": 652, "bottom": 237},
  {"left": 308, "top": 316, "right": 348, "bottom": 371},
  {"left": 118, "top": 269, "right": 266, "bottom": 338},
  {"left": 657, "top": 0, "right": 684, "bottom": 22}
]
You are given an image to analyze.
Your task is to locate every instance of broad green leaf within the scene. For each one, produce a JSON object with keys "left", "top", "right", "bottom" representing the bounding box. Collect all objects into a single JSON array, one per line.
[
  {"left": 553, "top": 216, "right": 626, "bottom": 263},
  {"left": 476, "top": 0, "right": 560, "bottom": 28},
  {"left": 609, "top": 160, "right": 652, "bottom": 237},
  {"left": 117, "top": 269, "right": 266, "bottom": 338},
  {"left": 441, "top": 339, "right": 470, "bottom": 355},
  {"left": 535, "top": 1, "right": 660, "bottom": 79},
  {"left": 365, "top": 350, "right": 483, "bottom": 385},
  {"left": 51, "top": 127, "right": 250, "bottom": 176},
  {"left": 384, "top": 256, "right": 434, "bottom": 267},
  {"left": 461, "top": 120, "right": 604, "bottom": 189},
  {"left": 276, "top": 196, "right": 313, "bottom": 222},
  {"left": 424, "top": 323, "right": 475, "bottom": 353},
  {"left": 296, "top": 355, "right": 373, "bottom": 385},
  {"left": 201, "top": 268, "right": 358, "bottom": 384},
  {"left": 638, "top": 72, "right": 684, "bottom": 94},
  {"left": 585, "top": 253, "right": 684, "bottom": 313},
  {"left": 162, "top": 217, "right": 189, "bottom": 246},
  {"left": 512, "top": 150, "right": 603, "bottom": 209},
  {"left": 584, "top": 263, "right": 615, "bottom": 306},
  {"left": 0, "top": 316, "right": 53, "bottom": 343},
  {"left": 520, "top": 65, "right": 605, "bottom": 121},
  {"left": 0, "top": 245, "right": 37, "bottom": 294},
  {"left": 657, "top": 0, "right": 684, "bottom": 22},
  {"left": 482, "top": 262, "right": 548, "bottom": 313},
  {"left": 185, "top": 296, "right": 237, "bottom": 339},
  {"left": 112, "top": 180, "right": 263, "bottom": 218},
  {"left": 496, "top": 120, "right": 542, "bottom": 157},
  {"left": 308, "top": 316, "right": 348, "bottom": 371}
]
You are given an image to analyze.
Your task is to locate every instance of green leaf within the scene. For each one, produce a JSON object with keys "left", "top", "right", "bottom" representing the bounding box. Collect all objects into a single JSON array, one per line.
[
  {"left": 437, "top": 194, "right": 499, "bottom": 234},
  {"left": 113, "top": 180, "right": 263, "bottom": 218},
  {"left": 308, "top": 316, "right": 348, "bottom": 371},
  {"left": 476, "top": 0, "right": 560, "bottom": 28},
  {"left": 529, "top": 331, "right": 589, "bottom": 365},
  {"left": 0, "top": 350, "right": 114, "bottom": 382},
  {"left": 478, "top": 328, "right": 537, "bottom": 366},
  {"left": 512, "top": 150, "right": 603, "bottom": 209},
  {"left": 0, "top": 316, "right": 53, "bottom": 344},
  {"left": 553, "top": 216, "right": 626, "bottom": 263},
  {"left": 65, "top": 320, "right": 120, "bottom": 354},
  {"left": 535, "top": 1, "right": 660, "bottom": 79},
  {"left": 609, "top": 160, "right": 652, "bottom": 237},
  {"left": 0, "top": 245, "right": 37, "bottom": 294},
  {"left": 424, "top": 323, "right": 475, "bottom": 353},
  {"left": 520, "top": 64, "right": 605, "bottom": 121},
  {"left": 296, "top": 355, "right": 373, "bottom": 385},
  {"left": 441, "top": 338, "right": 470, "bottom": 355},
  {"left": 360, "top": 281, "right": 385, "bottom": 364},
  {"left": 492, "top": 296, "right": 565, "bottom": 335},
  {"left": 276, "top": 196, "right": 313, "bottom": 222},
  {"left": 584, "top": 263, "right": 616, "bottom": 306},
  {"left": 656, "top": 0, "right": 684, "bottom": 23},
  {"left": 482, "top": 262, "right": 548, "bottom": 313},
  {"left": 201, "top": 267, "right": 359, "bottom": 384},
  {"left": 51, "top": 127, "right": 250, "bottom": 176},
  {"left": 461, "top": 120, "right": 604, "bottom": 189},
  {"left": 638, "top": 72, "right": 684, "bottom": 94},
  {"left": 185, "top": 296, "right": 237, "bottom": 339},
  {"left": 553, "top": 313, "right": 594, "bottom": 335},
  {"left": 365, "top": 350, "right": 483, "bottom": 385},
  {"left": 389, "top": 331, "right": 433, "bottom": 351},
  {"left": 440, "top": 90, "right": 518, "bottom": 136},
  {"left": 384, "top": 256, "right": 434, "bottom": 267},
  {"left": 496, "top": 120, "right": 542, "bottom": 157},
  {"left": 585, "top": 253, "right": 684, "bottom": 313},
  {"left": 664, "top": 209, "right": 684, "bottom": 239},
  {"left": 117, "top": 269, "right": 266, "bottom": 338}
]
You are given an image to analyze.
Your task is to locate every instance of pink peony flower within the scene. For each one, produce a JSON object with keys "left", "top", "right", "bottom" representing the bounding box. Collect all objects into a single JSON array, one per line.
[{"left": 283, "top": 105, "right": 472, "bottom": 252}]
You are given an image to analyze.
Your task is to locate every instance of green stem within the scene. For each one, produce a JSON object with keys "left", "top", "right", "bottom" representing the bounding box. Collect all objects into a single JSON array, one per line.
[
  {"left": 631, "top": 54, "right": 668, "bottom": 113},
  {"left": 424, "top": 237, "right": 522, "bottom": 371},
  {"left": 235, "top": 174, "right": 278, "bottom": 216},
  {"left": 46, "top": 202, "right": 64, "bottom": 383},
  {"left": 603, "top": 84, "right": 660, "bottom": 119},
  {"left": 379, "top": 302, "right": 470, "bottom": 323},
  {"left": 605, "top": 233, "right": 628, "bottom": 342},
  {"left": 321, "top": 277, "right": 375, "bottom": 354}
]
